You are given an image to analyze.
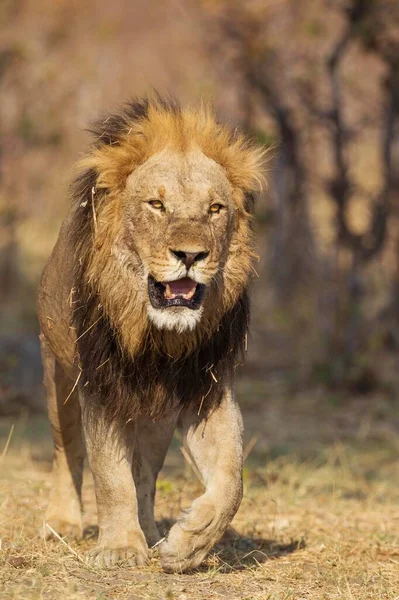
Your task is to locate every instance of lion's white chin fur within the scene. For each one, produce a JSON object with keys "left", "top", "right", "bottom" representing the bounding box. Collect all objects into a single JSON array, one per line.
[{"left": 147, "top": 305, "right": 203, "bottom": 333}]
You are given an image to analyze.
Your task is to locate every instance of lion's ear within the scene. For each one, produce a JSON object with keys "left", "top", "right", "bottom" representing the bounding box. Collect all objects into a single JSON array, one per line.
[
  {"left": 71, "top": 167, "right": 98, "bottom": 209},
  {"left": 71, "top": 166, "right": 111, "bottom": 243},
  {"left": 227, "top": 144, "right": 267, "bottom": 215},
  {"left": 244, "top": 192, "right": 256, "bottom": 215},
  {"left": 233, "top": 138, "right": 270, "bottom": 216},
  {"left": 230, "top": 139, "right": 268, "bottom": 196},
  {"left": 202, "top": 126, "right": 268, "bottom": 207},
  {"left": 75, "top": 146, "right": 135, "bottom": 193}
]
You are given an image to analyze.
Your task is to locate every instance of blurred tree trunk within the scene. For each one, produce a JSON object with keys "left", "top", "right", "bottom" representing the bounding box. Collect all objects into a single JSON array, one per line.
[
  {"left": 0, "top": 206, "right": 19, "bottom": 302},
  {"left": 201, "top": 1, "right": 317, "bottom": 302},
  {"left": 0, "top": 36, "right": 23, "bottom": 323},
  {"left": 319, "top": 0, "right": 397, "bottom": 385},
  {"left": 0, "top": 51, "right": 20, "bottom": 306}
]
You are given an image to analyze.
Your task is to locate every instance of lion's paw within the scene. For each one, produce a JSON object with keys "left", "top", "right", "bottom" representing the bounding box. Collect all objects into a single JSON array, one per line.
[
  {"left": 159, "top": 537, "right": 196, "bottom": 573},
  {"left": 159, "top": 522, "right": 213, "bottom": 573},
  {"left": 159, "top": 498, "right": 230, "bottom": 572},
  {"left": 87, "top": 545, "right": 149, "bottom": 568}
]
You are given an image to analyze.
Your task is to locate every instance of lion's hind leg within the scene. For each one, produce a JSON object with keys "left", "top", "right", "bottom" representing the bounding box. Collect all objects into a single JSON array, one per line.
[
  {"left": 40, "top": 334, "right": 84, "bottom": 541},
  {"left": 159, "top": 385, "right": 243, "bottom": 573}
]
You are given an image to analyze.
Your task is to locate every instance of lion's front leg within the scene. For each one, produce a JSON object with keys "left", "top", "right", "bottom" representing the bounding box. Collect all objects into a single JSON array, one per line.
[
  {"left": 159, "top": 382, "right": 243, "bottom": 573},
  {"left": 132, "top": 415, "right": 177, "bottom": 547},
  {"left": 81, "top": 399, "right": 148, "bottom": 568}
]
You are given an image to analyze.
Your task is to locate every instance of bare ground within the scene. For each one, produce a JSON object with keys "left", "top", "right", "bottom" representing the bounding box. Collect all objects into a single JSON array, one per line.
[{"left": 0, "top": 377, "right": 398, "bottom": 600}]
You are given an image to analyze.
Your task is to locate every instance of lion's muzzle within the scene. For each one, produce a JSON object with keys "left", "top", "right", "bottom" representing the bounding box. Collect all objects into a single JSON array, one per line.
[{"left": 148, "top": 275, "right": 205, "bottom": 310}]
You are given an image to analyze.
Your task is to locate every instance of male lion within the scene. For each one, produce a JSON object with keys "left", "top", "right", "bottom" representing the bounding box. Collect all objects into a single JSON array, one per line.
[{"left": 37, "top": 97, "right": 265, "bottom": 572}]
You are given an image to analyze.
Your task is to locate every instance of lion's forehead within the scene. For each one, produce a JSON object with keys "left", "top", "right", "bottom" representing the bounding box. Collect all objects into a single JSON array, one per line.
[{"left": 126, "top": 148, "right": 232, "bottom": 203}]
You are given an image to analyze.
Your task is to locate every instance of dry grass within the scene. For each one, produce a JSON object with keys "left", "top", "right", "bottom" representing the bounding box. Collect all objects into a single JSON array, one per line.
[{"left": 0, "top": 381, "right": 398, "bottom": 600}]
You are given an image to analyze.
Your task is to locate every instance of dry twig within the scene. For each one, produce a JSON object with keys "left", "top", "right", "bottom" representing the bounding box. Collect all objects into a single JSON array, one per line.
[
  {"left": 1, "top": 424, "right": 15, "bottom": 458},
  {"left": 45, "top": 524, "right": 84, "bottom": 563}
]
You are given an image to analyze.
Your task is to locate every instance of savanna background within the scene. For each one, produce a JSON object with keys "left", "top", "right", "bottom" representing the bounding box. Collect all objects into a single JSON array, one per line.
[{"left": 0, "top": 1, "right": 398, "bottom": 598}]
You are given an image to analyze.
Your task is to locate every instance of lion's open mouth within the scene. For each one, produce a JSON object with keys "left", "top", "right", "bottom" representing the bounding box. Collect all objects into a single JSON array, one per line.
[{"left": 148, "top": 276, "right": 205, "bottom": 310}]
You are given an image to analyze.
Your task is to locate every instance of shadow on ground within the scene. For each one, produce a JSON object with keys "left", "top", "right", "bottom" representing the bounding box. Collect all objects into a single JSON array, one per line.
[{"left": 209, "top": 527, "right": 305, "bottom": 572}]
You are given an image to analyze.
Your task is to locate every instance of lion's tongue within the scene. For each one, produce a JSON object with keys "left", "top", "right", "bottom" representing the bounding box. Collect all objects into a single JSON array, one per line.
[{"left": 164, "top": 277, "right": 197, "bottom": 300}]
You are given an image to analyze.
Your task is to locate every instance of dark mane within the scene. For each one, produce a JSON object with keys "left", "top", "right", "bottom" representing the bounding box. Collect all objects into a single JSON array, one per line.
[{"left": 73, "top": 284, "right": 249, "bottom": 422}]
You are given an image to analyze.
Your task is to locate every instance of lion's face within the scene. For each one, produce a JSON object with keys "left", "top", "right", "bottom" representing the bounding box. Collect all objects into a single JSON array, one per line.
[
  {"left": 76, "top": 100, "right": 265, "bottom": 355},
  {"left": 123, "top": 149, "right": 235, "bottom": 332}
]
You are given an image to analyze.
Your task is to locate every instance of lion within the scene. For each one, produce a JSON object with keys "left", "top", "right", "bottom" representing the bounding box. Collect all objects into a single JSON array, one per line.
[{"left": 37, "top": 96, "right": 266, "bottom": 572}]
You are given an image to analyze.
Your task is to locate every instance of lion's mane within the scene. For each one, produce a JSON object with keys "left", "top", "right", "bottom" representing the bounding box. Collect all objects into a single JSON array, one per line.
[{"left": 70, "top": 97, "right": 266, "bottom": 422}]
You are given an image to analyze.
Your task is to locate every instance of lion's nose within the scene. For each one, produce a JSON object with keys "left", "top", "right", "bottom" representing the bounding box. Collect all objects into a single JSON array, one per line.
[{"left": 170, "top": 249, "right": 209, "bottom": 269}]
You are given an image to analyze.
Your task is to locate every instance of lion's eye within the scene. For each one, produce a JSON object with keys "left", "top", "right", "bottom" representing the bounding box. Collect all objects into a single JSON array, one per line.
[
  {"left": 209, "top": 203, "right": 224, "bottom": 214},
  {"left": 148, "top": 200, "right": 165, "bottom": 211}
]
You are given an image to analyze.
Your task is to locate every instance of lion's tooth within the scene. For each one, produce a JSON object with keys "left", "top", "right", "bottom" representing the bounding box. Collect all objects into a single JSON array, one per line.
[
  {"left": 183, "top": 288, "right": 196, "bottom": 300},
  {"left": 165, "top": 284, "right": 173, "bottom": 299}
]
